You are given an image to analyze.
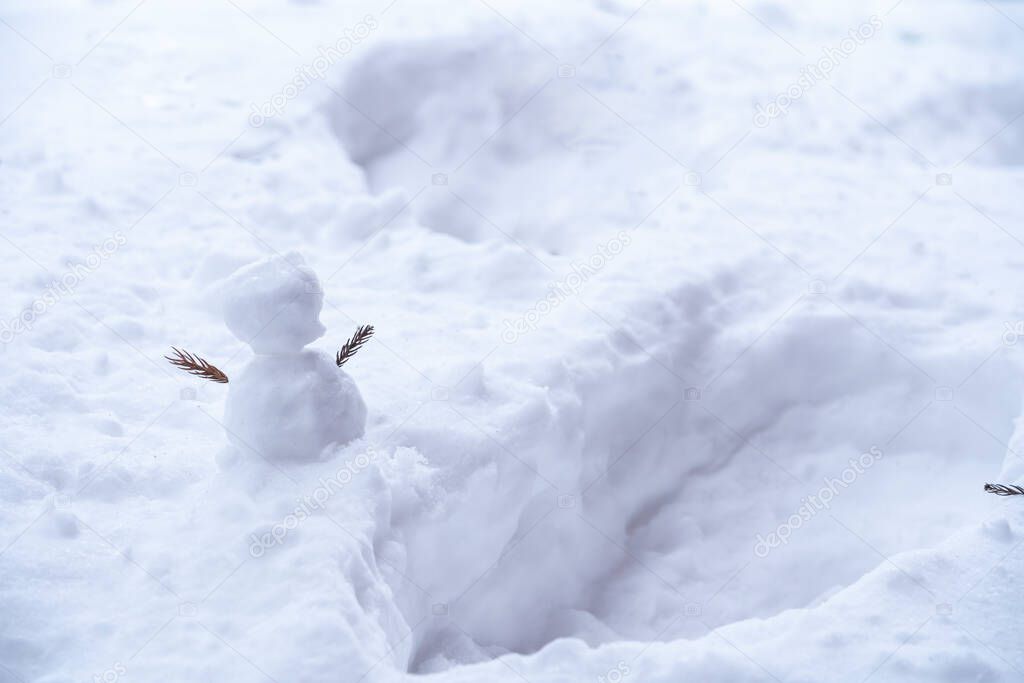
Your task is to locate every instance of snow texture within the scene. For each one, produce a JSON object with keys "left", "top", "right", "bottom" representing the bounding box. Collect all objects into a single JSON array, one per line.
[{"left": 2, "top": 0, "right": 1024, "bottom": 682}]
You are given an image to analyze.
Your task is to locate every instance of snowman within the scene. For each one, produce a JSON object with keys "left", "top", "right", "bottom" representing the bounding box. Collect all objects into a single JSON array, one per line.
[{"left": 167, "top": 252, "right": 370, "bottom": 463}]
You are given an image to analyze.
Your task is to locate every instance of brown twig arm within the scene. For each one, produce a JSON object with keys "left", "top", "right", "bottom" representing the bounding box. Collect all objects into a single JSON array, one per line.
[
  {"left": 984, "top": 483, "right": 1024, "bottom": 496},
  {"left": 165, "top": 347, "right": 229, "bottom": 384},
  {"left": 336, "top": 325, "right": 374, "bottom": 367}
]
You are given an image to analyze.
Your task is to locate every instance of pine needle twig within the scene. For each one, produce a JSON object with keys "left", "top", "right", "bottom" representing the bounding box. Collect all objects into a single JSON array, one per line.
[
  {"left": 336, "top": 325, "right": 374, "bottom": 367},
  {"left": 165, "top": 347, "right": 229, "bottom": 384},
  {"left": 984, "top": 483, "right": 1024, "bottom": 496}
]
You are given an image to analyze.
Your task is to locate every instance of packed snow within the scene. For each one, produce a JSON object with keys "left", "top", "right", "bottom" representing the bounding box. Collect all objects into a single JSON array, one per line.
[
  {"left": 221, "top": 251, "right": 327, "bottom": 354},
  {"left": 221, "top": 252, "right": 367, "bottom": 464},
  {"left": 2, "top": 0, "right": 1024, "bottom": 682}
]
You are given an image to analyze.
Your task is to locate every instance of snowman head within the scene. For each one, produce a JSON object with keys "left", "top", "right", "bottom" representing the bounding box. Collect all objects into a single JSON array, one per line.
[
  {"left": 223, "top": 251, "right": 325, "bottom": 354},
  {"left": 166, "top": 252, "right": 373, "bottom": 383}
]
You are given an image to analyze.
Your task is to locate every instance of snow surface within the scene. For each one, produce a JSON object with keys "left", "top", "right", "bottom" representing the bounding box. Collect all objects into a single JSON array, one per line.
[{"left": 2, "top": 0, "right": 1024, "bottom": 681}]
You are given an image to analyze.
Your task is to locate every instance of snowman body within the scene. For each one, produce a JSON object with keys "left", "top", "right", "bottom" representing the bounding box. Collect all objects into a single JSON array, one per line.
[{"left": 220, "top": 252, "right": 367, "bottom": 463}]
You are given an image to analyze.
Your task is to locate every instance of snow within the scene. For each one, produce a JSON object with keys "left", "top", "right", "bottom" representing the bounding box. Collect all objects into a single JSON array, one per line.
[
  {"left": 221, "top": 252, "right": 326, "bottom": 354},
  {"left": 223, "top": 348, "right": 367, "bottom": 463},
  {"left": 2, "top": 0, "right": 1024, "bottom": 682},
  {"left": 218, "top": 252, "right": 367, "bottom": 462}
]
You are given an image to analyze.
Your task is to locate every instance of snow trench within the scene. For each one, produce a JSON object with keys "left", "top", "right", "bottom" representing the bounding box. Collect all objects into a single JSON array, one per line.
[{"left": 322, "top": 28, "right": 1022, "bottom": 672}]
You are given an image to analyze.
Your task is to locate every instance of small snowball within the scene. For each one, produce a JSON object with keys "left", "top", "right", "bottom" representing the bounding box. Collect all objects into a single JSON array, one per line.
[
  {"left": 222, "top": 252, "right": 326, "bottom": 353},
  {"left": 224, "top": 350, "right": 366, "bottom": 462}
]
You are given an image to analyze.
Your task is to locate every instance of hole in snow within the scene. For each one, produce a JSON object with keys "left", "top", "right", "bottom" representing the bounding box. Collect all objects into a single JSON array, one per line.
[{"left": 375, "top": 300, "right": 1020, "bottom": 673}]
